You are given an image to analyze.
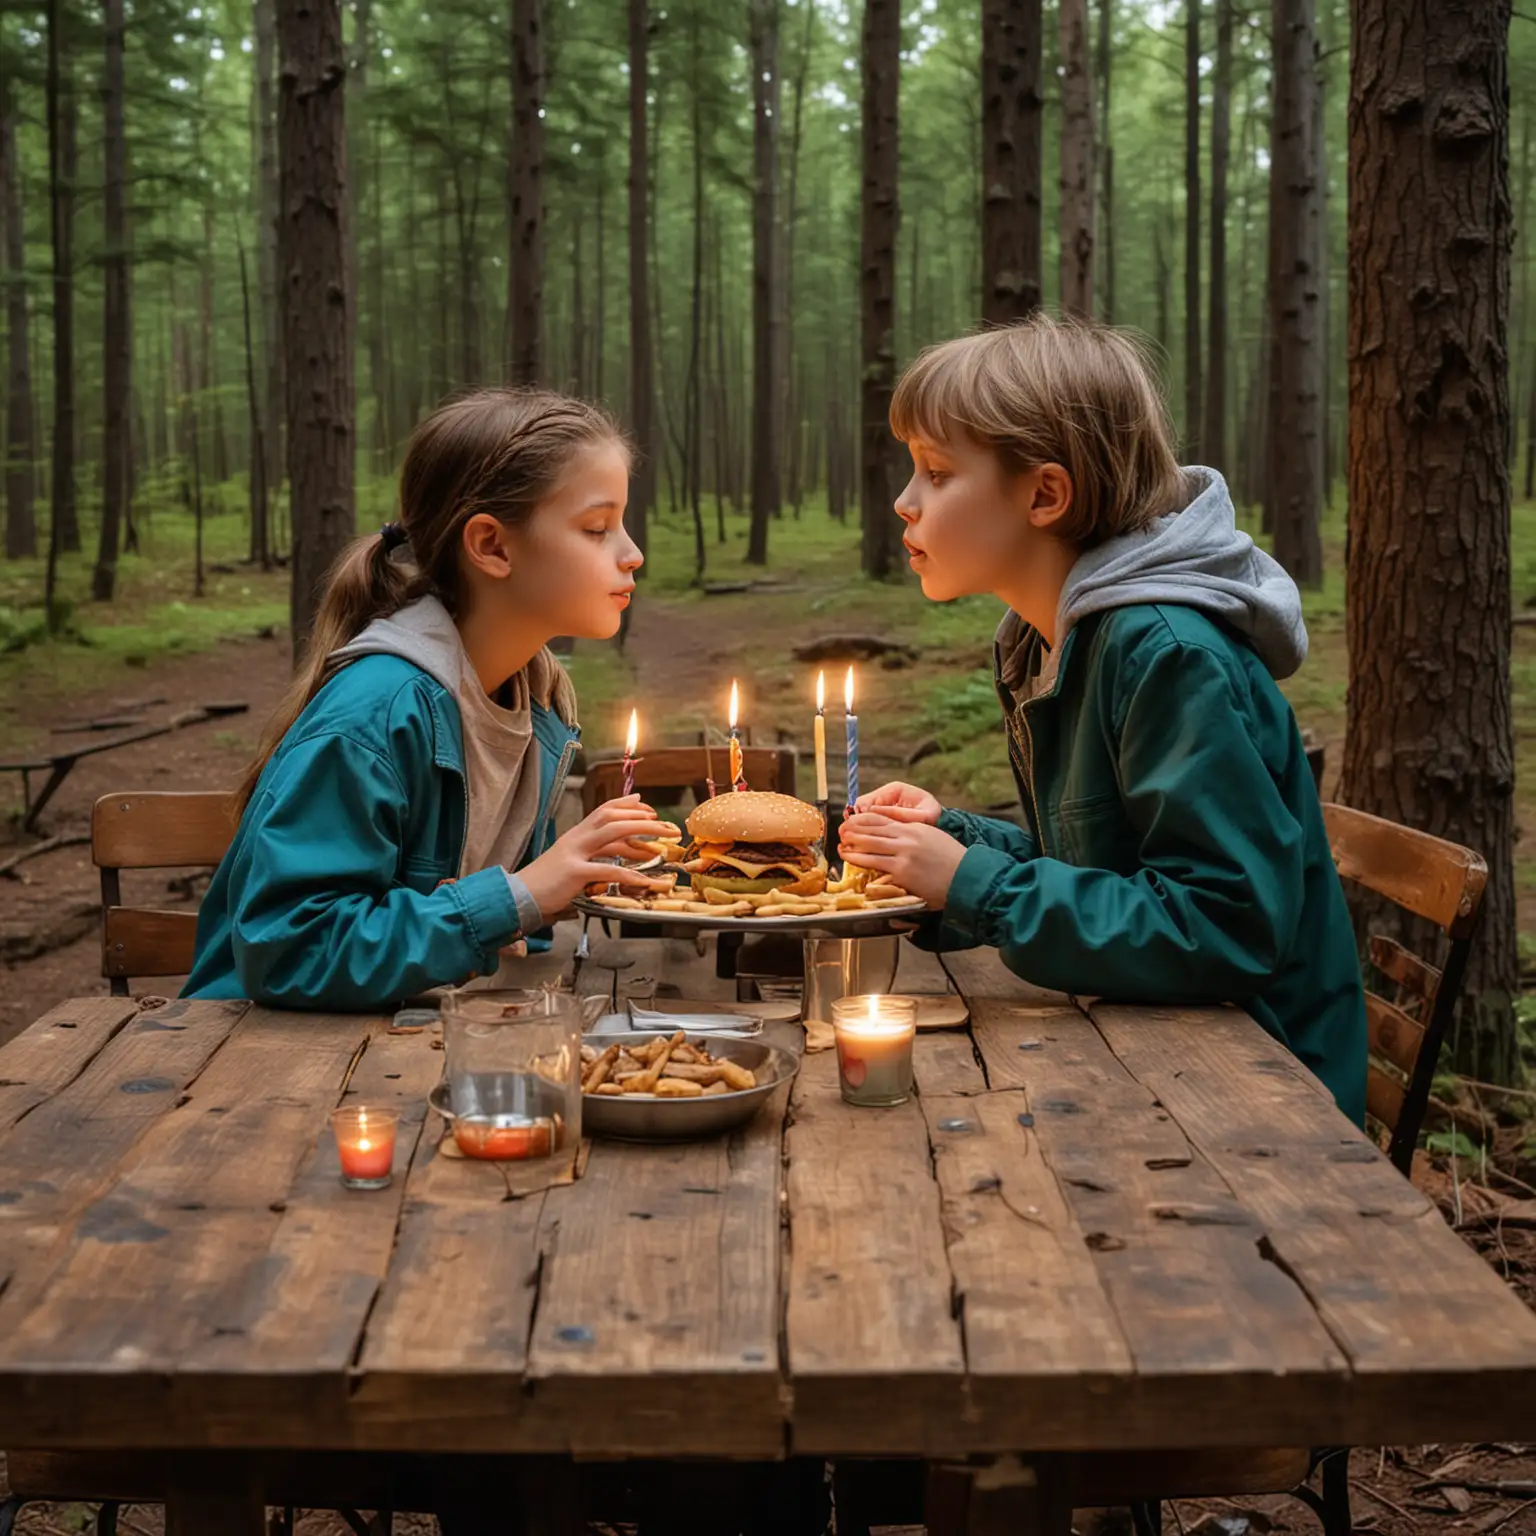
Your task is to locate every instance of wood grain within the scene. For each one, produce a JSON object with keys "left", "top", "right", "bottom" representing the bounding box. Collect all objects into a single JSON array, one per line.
[
  {"left": 102, "top": 906, "right": 199, "bottom": 980},
  {"left": 1365, "top": 991, "right": 1425, "bottom": 1079},
  {"left": 785, "top": 1046, "right": 967, "bottom": 1454},
  {"left": 0, "top": 996, "right": 142, "bottom": 1132},
  {"left": 91, "top": 790, "right": 236, "bottom": 870}
]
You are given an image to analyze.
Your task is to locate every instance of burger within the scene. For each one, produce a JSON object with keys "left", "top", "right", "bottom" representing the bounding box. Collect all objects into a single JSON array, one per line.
[{"left": 680, "top": 792, "right": 827, "bottom": 898}]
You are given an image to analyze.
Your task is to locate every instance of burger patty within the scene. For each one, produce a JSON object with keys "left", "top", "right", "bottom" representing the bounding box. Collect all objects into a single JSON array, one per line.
[{"left": 686, "top": 839, "right": 816, "bottom": 869}]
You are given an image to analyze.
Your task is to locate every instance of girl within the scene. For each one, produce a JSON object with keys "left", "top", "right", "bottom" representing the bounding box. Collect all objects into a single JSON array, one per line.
[
  {"left": 185, "top": 388, "right": 671, "bottom": 1008},
  {"left": 839, "top": 316, "right": 1366, "bottom": 1124}
]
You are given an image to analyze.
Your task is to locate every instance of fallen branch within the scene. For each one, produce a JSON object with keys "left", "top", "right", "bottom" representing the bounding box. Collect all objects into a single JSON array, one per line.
[
  {"left": 1354, "top": 1480, "right": 1419, "bottom": 1524},
  {"left": 1415, "top": 1480, "right": 1536, "bottom": 1499},
  {"left": 0, "top": 832, "right": 91, "bottom": 878}
]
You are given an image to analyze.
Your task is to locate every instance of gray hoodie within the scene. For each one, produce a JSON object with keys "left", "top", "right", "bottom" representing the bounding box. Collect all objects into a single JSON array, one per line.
[
  {"left": 329, "top": 595, "right": 578, "bottom": 940},
  {"left": 999, "top": 465, "right": 1308, "bottom": 700}
]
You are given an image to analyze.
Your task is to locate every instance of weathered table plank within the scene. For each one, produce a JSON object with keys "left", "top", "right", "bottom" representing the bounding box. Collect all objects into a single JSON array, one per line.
[
  {"left": 971, "top": 1002, "right": 1352, "bottom": 1449},
  {"left": 1090, "top": 1001, "right": 1536, "bottom": 1443},
  {"left": 0, "top": 996, "right": 143, "bottom": 1133},
  {"left": 785, "top": 1047, "right": 968, "bottom": 1454}
]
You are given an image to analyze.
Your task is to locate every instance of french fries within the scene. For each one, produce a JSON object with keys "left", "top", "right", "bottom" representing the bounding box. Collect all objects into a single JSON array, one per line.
[
  {"left": 580, "top": 1035, "right": 759, "bottom": 1098},
  {"left": 588, "top": 884, "right": 924, "bottom": 918}
]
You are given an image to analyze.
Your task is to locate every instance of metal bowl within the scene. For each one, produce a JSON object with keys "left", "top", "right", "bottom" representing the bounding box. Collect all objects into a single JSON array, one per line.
[{"left": 578, "top": 1030, "right": 801, "bottom": 1142}]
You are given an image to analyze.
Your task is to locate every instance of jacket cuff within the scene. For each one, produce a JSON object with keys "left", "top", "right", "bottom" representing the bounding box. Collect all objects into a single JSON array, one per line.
[
  {"left": 944, "top": 843, "right": 1016, "bottom": 944},
  {"left": 448, "top": 866, "right": 522, "bottom": 955},
  {"left": 502, "top": 870, "right": 545, "bottom": 935}
]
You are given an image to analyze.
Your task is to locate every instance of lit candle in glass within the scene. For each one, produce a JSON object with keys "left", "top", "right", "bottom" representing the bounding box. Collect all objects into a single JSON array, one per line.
[
  {"left": 728, "top": 680, "right": 746, "bottom": 792},
  {"left": 332, "top": 1105, "right": 398, "bottom": 1190},
  {"left": 831, "top": 995, "right": 916, "bottom": 1107},
  {"left": 844, "top": 665, "right": 860, "bottom": 813},
  {"left": 814, "top": 670, "right": 829, "bottom": 804},
  {"left": 622, "top": 708, "right": 639, "bottom": 797}
]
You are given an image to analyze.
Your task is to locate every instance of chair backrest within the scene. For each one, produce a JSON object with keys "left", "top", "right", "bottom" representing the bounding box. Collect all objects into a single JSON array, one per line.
[
  {"left": 581, "top": 746, "right": 798, "bottom": 816},
  {"left": 1321, "top": 801, "right": 1488, "bottom": 1174},
  {"left": 93, "top": 791, "right": 238, "bottom": 994}
]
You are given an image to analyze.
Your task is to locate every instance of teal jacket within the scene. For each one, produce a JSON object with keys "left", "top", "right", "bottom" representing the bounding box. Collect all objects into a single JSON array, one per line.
[
  {"left": 183, "top": 655, "right": 579, "bottom": 1008},
  {"left": 919, "top": 603, "right": 1366, "bottom": 1125}
]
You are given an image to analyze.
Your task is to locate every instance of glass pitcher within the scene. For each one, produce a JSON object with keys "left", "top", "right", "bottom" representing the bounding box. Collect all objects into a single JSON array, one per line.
[{"left": 439, "top": 986, "right": 597, "bottom": 1160}]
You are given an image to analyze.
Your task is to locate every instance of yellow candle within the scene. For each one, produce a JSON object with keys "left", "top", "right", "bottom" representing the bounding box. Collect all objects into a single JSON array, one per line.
[
  {"left": 813, "top": 670, "right": 829, "bottom": 803},
  {"left": 831, "top": 995, "right": 917, "bottom": 1107},
  {"left": 728, "top": 679, "right": 745, "bottom": 789}
]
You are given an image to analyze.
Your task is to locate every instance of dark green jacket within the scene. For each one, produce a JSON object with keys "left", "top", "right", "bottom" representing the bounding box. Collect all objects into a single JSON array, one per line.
[
  {"left": 921, "top": 603, "right": 1366, "bottom": 1124},
  {"left": 183, "top": 655, "right": 579, "bottom": 1009}
]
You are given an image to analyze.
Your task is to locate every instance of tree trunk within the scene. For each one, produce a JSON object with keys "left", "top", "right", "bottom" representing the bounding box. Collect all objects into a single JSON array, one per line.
[
  {"left": 860, "top": 0, "right": 899, "bottom": 579},
  {"left": 627, "top": 0, "right": 653, "bottom": 565},
  {"left": 46, "top": 8, "right": 78, "bottom": 574},
  {"left": 1, "top": 73, "right": 36, "bottom": 558},
  {"left": 1267, "top": 0, "right": 1323, "bottom": 583},
  {"left": 93, "top": 0, "right": 130, "bottom": 600},
  {"left": 746, "top": 0, "right": 781, "bottom": 566},
  {"left": 1096, "top": 0, "right": 1114, "bottom": 323},
  {"left": 1342, "top": 0, "right": 1516, "bottom": 1083},
  {"left": 782, "top": 0, "right": 813, "bottom": 495},
  {"left": 594, "top": 151, "right": 607, "bottom": 401},
  {"left": 255, "top": 0, "right": 283, "bottom": 507},
  {"left": 238, "top": 235, "right": 269, "bottom": 570},
  {"left": 980, "top": 0, "right": 1043, "bottom": 324},
  {"left": 1153, "top": 205, "right": 1171, "bottom": 356},
  {"left": 277, "top": 0, "right": 354, "bottom": 656},
  {"left": 1182, "top": 0, "right": 1201, "bottom": 457},
  {"left": 1202, "top": 0, "right": 1232, "bottom": 475},
  {"left": 687, "top": 14, "right": 706, "bottom": 579},
  {"left": 1058, "top": 0, "right": 1094, "bottom": 318},
  {"left": 509, "top": 0, "right": 544, "bottom": 384}
]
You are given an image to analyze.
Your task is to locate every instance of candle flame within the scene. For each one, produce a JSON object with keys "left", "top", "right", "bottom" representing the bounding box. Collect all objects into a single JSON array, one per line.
[
  {"left": 867, "top": 994, "right": 880, "bottom": 1022},
  {"left": 816, "top": 670, "right": 825, "bottom": 711},
  {"left": 729, "top": 679, "right": 740, "bottom": 730},
  {"left": 358, "top": 1138, "right": 372, "bottom": 1153},
  {"left": 625, "top": 708, "right": 638, "bottom": 757},
  {"left": 845, "top": 665, "right": 855, "bottom": 713}
]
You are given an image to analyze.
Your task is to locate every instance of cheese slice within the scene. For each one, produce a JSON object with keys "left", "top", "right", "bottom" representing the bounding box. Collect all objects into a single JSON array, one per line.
[{"left": 698, "top": 853, "right": 806, "bottom": 879}]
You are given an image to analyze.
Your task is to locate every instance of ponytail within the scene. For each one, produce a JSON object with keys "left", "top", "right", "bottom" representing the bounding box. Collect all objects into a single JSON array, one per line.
[{"left": 234, "top": 531, "right": 429, "bottom": 811}]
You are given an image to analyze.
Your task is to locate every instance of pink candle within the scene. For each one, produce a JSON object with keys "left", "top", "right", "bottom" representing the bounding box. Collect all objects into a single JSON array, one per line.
[
  {"left": 622, "top": 708, "right": 639, "bottom": 797},
  {"left": 333, "top": 1105, "right": 397, "bottom": 1188}
]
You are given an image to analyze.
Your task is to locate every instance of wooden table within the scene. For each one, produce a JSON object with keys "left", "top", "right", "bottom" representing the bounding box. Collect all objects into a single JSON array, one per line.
[{"left": 2, "top": 929, "right": 1535, "bottom": 1535}]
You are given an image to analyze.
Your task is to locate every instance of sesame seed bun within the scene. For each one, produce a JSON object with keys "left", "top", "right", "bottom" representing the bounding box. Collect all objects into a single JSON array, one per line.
[{"left": 685, "top": 791, "right": 824, "bottom": 846}]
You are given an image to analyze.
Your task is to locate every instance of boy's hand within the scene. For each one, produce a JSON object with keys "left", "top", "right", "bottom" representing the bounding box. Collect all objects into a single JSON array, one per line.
[
  {"left": 853, "top": 781, "right": 944, "bottom": 825},
  {"left": 519, "top": 795, "right": 675, "bottom": 918},
  {"left": 839, "top": 811, "right": 967, "bottom": 908}
]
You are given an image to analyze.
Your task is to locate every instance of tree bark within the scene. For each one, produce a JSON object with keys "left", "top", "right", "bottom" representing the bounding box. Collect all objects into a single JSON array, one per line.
[
  {"left": 746, "top": 0, "right": 781, "bottom": 565},
  {"left": 277, "top": 0, "right": 354, "bottom": 656},
  {"left": 1202, "top": 0, "right": 1232, "bottom": 475},
  {"left": 980, "top": 0, "right": 1043, "bottom": 324},
  {"left": 860, "top": 0, "right": 899, "bottom": 579},
  {"left": 509, "top": 0, "right": 544, "bottom": 384},
  {"left": 1, "top": 73, "right": 36, "bottom": 558},
  {"left": 783, "top": 0, "right": 813, "bottom": 499},
  {"left": 93, "top": 0, "right": 130, "bottom": 600},
  {"left": 255, "top": 0, "right": 283, "bottom": 507},
  {"left": 687, "top": 13, "right": 706, "bottom": 579},
  {"left": 46, "top": 7, "right": 78, "bottom": 572},
  {"left": 627, "top": 0, "right": 653, "bottom": 565},
  {"left": 1096, "top": 0, "right": 1114, "bottom": 323},
  {"left": 1182, "top": 0, "right": 1201, "bottom": 457},
  {"left": 1058, "top": 0, "right": 1094, "bottom": 318},
  {"left": 238, "top": 235, "right": 270, "bottom": 569},
  {"left": 1267, "top": 0, "right": 1323, "bottom": 583},
  {"left": 1342, "top": 0, "right": 1516, "bottom": 1083}
]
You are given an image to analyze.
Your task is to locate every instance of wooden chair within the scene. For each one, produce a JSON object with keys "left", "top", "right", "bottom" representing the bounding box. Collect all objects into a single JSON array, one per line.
[
  {"left": 580, "top": 744, "right": 798, "bottom": 815},
  {"left": 93, "top": 791, "right": 237, "bottom": 995},
  {"left": 1109, "top": 803, "right": 1489, "bottom": 1536}
]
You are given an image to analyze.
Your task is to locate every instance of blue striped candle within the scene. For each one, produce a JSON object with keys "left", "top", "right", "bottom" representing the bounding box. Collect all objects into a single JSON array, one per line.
[{"left": 844, "top": 666, "right": 859, "bottom": 811}]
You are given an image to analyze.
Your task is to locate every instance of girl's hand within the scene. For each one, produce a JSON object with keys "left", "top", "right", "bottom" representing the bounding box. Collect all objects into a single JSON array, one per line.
[
  {"left": 839, "top": 811, "right": 967, "bottom": 908},
  {"left": 853, "top": 781, "right": 944, "bottom": 826},
  {"left": 517, "top": 795, "right": 675, "bottom": 919}
]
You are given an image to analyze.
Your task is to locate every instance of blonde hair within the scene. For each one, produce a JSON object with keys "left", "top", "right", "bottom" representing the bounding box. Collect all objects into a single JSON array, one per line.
[
  {"left": 889, "top": 314, "right": 1186, "bottom": 545},
  {"left": 237, "top": 387, "right": 627, "bottom": 811}
]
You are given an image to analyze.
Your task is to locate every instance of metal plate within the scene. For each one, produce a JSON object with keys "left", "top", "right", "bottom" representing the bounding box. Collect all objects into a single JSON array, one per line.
[
  {"left": 577, "top": 1031, "right": 802, "bottom": 1142},
  {"left": 573, "top": 896, "right": 925, "bottom": 940}
]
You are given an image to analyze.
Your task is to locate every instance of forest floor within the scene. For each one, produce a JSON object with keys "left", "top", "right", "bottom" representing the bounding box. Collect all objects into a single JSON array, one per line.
[{"left": 1, "top": 500, "right": 1535, "bottom": 1534}]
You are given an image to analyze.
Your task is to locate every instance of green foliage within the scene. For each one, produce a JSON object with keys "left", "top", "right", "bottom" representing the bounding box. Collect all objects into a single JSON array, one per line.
[{"left": 1424, "top": 1129, "right": 1481, "bottom": 1162}]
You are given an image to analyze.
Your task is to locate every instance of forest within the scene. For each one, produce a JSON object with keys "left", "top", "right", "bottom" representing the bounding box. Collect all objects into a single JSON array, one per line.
[{"left": 0, "top": 0, "right": 1530, "bottom": 1083}]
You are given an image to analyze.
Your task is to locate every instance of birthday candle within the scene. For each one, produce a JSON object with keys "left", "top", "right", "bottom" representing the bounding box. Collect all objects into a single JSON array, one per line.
[
  {"left": 844, "top": 666, "right": 859, "bottom": 810},
  {"left": 728, "top": 680, "right": 745, "bottom": 791},
  {"left": 814, "top": 671, "right": 829, "bottom": 804},
  {"left": 622, "top": 709, "right": 638, "bottom": 798}
]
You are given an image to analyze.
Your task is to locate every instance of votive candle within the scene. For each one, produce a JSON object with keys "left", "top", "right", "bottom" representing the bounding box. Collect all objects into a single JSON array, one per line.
[
  {"left": 332, "top": 1105, "right": 398, "bottom": 1190},
  {"left": 831, "top": 995, "right": 916, "bottom": 1108}
]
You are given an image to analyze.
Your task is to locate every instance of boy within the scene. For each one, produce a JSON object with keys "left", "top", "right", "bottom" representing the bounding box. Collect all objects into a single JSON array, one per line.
[{"left": 839, "top": 316, "right": 1365, "bottom": 1123}]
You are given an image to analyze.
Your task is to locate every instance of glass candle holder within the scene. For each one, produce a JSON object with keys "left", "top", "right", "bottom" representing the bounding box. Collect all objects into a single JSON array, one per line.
[
  {"left": 332, "top": 1105, "right": 398, "bottom": 1190},
  {"left": 831, "top": 994, "right": 917, "bottom": 1107}
]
